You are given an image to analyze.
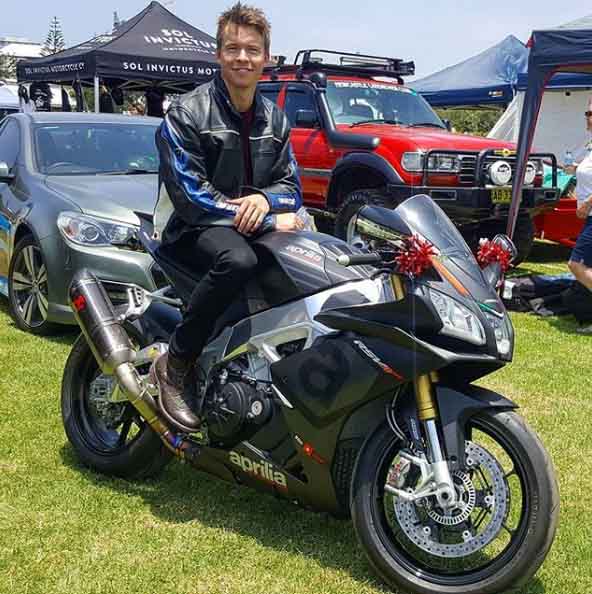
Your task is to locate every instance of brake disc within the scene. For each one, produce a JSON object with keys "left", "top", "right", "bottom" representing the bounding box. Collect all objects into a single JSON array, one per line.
[
  {"left": 89, "top": 374, "right": 126, "bottom": 429},
  {"left": 392, "top": 441, "right": 509, "bottom": 558}
]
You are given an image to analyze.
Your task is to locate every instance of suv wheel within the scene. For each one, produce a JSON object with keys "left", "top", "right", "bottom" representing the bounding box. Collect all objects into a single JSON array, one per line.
[
  {"left": 335, "top": 190, "right": 392, "bottom": 246},
  {"left": 8, "top": 236, "right": 61, "bottom": 336}
]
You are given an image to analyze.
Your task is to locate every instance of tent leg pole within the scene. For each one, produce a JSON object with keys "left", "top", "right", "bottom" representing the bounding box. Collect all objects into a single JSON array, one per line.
[{"left": 94, "top": 76, "right": 99, "bottom": 113}]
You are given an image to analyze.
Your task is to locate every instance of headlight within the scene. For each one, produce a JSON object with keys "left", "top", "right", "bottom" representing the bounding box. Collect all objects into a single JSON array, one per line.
[
  {"left": 57, "top": 211, "right": 138, "bottom": 247},
  {"left": 483, "top": 311, "right": 512, "bottom": 357},
  {"left": 524, "top": 160, "right": 537, "bottom": 185},
  {"left": 427, "top": 154, "right": 460, "bottom": 172},
  {"left": 402, "top": 151, "right": 424, "bottom": 172},
  {"left": 429, "top": 288, "right": 486, "bottom": 345},
  {"left": 489, "top": 160, "right": 512, "bottom": 186},
  {"left": 402, "top": 151, "right": 460, "bottom": 173}
]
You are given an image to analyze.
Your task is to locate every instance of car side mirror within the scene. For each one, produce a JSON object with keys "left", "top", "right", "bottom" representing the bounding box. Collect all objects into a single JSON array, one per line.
[
  {"left": 492, "top": 233, "right": 517, "bottom": 262},
  {"left": 0, "top": 161, "right": 15, "bottom": 184},
  {"left": 442, "top": 119, "right": 452, "bottom": 132},
  {"left": 295, "top": 109, "right": 319, "bottom": 128}
]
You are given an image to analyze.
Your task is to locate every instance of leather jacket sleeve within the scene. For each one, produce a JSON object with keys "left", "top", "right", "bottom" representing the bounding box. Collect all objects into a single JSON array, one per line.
[
  {"left": 258, "top": 115, "right": 303, "bottom": 214},
  {"left": 156, "top": 106, "right": 238, "bottom": 226}
]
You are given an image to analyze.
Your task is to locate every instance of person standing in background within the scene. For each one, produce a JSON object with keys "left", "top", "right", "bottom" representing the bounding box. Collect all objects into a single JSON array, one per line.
[{"left": 567, "top": 99, "right": 592, "bottom": 332}]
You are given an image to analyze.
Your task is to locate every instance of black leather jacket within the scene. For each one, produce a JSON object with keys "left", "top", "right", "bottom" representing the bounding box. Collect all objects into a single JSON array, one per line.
[{"left": 154, "top": 73, "right": 302, "bottom": 245}]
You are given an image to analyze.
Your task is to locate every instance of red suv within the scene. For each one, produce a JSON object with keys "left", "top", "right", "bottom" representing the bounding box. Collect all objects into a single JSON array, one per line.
[{"left": 260, "top": 50, "right": 559, "bottom": 263}]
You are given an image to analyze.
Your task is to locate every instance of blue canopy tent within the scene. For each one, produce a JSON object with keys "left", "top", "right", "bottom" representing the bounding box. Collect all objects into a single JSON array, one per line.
[
  {"left": 508, "top": 25, "right": 592, "bottom": 238},
  {"left": 412, "top": 35, "right": 528, "bottom": 107}
]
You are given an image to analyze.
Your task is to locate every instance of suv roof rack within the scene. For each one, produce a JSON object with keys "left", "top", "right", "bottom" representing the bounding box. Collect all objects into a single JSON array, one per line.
[{"left": 265, "top": 49, "right": 415, "bottom": 83}]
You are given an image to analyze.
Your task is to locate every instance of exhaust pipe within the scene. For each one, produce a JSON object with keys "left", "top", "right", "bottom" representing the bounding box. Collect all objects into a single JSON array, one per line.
[{"left": 68, "top": 270, "right": 199, "bottom": 462}]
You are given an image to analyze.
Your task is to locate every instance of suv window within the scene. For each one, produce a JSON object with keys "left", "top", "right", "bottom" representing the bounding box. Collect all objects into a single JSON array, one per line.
[
  {"left": 258, "top": 83, "right": 281, "bottom": 105},
  {"left": 284, "top": 85, "right": 318, "bottom": 127},
  {"left": 326, "top": 81, "right": 444, "bottom": 128},
  {"left": 0, "top": 119, "right": 20, "bottom": 169}
]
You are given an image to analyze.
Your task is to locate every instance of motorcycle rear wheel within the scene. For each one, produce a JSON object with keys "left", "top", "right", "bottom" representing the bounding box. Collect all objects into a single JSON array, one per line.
[
  {"left": 61, "top": 331, "right": 172, "bottom": 479},
  {"left": 350, "top": 410, "right": 558, "bottom": 594}
]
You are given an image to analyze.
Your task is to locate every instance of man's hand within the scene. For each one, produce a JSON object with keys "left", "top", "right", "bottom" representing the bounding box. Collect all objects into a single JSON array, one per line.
[
  {"left": 227, "top": 194, "right": 270, "bottom": 234},
  {"left": 274, "top": 212, "right": 305, "bottom": 232}
]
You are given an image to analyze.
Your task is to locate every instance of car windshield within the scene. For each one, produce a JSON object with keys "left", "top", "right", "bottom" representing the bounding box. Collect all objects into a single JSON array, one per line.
[
  {"left": 34, "top": 122, "right": 160, "bottom": 175},
  {"left": 326, "top": 81, "right": 445, "bottom": 128}
]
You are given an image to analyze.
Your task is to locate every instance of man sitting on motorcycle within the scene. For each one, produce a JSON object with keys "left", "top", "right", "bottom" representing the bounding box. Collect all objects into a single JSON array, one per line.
[{"left": 151, "top": 2, "right": 304, "bottom": 433}]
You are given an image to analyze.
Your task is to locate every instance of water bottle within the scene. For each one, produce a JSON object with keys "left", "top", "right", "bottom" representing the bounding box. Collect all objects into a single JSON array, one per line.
[{"left": 564, "top": 149, "right": 574, "bottom": 168}]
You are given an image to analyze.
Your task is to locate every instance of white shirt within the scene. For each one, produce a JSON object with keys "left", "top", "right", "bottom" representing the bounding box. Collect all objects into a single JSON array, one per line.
[{"left": 576, "top": 147, "right": 592, "bottom": 217}]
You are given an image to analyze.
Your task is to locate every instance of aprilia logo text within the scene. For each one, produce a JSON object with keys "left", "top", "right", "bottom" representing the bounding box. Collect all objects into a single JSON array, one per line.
[{"left": 229, "top": 451, "right": 288, "bottom": 489}]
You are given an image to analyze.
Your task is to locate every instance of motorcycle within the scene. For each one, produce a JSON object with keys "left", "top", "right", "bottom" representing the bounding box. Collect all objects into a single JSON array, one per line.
[{"left": 61, "top": 194, "right": 558, "bottom": 594}]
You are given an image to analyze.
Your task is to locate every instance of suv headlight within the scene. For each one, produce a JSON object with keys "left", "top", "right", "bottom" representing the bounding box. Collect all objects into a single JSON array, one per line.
[
  {"left": 429, "top": 288, "right": 486, "bottom": 345},
  {"left": 483, "top": 311, "right": 512, "bottom": 357},
  {"left": 402, "top": 151, "right": 424, "bottom": 172},
  {"left": 402, "top": 152, "right": 460, "bottom": 173},
  {"left": 57, "top": 211, "right": 138, "bottom": 247}
]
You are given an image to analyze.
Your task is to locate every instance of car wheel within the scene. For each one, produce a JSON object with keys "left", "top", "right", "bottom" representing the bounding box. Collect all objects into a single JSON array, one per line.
[
  {"left": 335, "top": 189, "right": 394, "bottom": 246},
  {"left": 8, "top": 235, "right": 61, "bottom": 336}
]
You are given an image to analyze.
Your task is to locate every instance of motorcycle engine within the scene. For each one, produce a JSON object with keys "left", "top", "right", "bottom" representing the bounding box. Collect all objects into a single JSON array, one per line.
[{"left": 204, "top": 363, "right": 273, "bottom": 448}]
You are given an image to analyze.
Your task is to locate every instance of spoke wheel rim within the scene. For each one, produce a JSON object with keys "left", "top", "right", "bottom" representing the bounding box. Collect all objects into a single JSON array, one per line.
[
  {"left": 370, "top": 417, "right": 531, "bottom": 585},
  {"left": 11, "top": 245, "right": 49, "bottom": 328}
]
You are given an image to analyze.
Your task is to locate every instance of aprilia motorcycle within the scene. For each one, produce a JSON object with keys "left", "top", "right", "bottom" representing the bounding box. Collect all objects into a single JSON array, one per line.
[{"left": 61, "top": 194, "right": 558, "bottom": 594}]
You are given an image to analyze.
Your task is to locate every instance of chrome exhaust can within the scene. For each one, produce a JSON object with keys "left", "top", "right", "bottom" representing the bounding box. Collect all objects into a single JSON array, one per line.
[{"left": 69, "top": 269, "right": 135, "bottom": 374}]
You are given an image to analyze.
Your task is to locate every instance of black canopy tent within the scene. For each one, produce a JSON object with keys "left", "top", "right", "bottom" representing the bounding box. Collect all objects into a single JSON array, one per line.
[
  {"left": 17, "top": 1, "right": 219, "bottom": 111},
  {"left": 508, "top": 25, "right": 592, "bottom": 238}
]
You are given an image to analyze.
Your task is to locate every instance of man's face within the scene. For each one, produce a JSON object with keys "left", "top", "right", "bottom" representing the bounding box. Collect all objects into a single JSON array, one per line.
[{"left": 217, "top": 24, "right": 268, "bottom": 92}]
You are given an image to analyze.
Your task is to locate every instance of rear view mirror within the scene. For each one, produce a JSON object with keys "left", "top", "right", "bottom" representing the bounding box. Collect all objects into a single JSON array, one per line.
[
  {"left": 0, "top": 161, "right": 14, "bottom": 183},
  {"left": 492, "top": 234, "right": 517, "bottom": 262},
  {"left": 295, "top": 109, "right": 319, "bottom": 128}
]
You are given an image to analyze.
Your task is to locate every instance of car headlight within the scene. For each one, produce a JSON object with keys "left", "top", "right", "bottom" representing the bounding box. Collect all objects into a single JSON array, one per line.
[
  {"left": 402, "top": 151, "right": 424, "bottom": 172},
  {"left": 402, "top": 152, "right": 460, "bottom": 173},
  {"left": 57, "top": 211, "right": 138, "bottom": 247},
  {"left": 524, "top": 160, "right": 537, "bottom": 185},
  {"left": 489, "top": 160, "right": 512, "bottom": 186},
  {"left": 483, "top": 311, "right": 512, "bottom": 357},
  {"left": 429, "top": 288, "right": 486, "bottom": 345},
  {"left": 427, "top": 154, "right": 460, "bottom": 172}
]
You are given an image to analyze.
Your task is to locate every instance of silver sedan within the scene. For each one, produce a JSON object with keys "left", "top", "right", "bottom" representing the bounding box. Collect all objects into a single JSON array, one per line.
[{"left": 0, "top": 112, "right": 164, "bottom": 335}]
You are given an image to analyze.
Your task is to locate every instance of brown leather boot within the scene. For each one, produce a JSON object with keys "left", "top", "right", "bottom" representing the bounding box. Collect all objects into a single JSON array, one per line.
[{"left": 150, "top": 352, "right": 201, "bottom": 433}]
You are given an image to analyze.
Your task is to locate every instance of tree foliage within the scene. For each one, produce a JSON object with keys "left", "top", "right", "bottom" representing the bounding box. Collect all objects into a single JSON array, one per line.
[
  {"left": 0, "top": 54, "right": 17, "bottom": 79},
  {"left": 42, "top": 16, "right": 65, "bottom": 56},
  {"left": 435, "top": 107, "right": 504, "bottom": 137}
]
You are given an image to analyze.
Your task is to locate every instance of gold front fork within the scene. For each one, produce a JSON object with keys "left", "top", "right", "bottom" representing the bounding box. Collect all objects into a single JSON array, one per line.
[
  {"left": 414, "top": 373, "right": 439, "bottom": 421},
  {"left": 390, "top": 274, "right": 440, "bottom": 421}
]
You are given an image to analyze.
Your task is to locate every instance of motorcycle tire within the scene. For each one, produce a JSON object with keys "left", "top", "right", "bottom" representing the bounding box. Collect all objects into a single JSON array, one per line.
[
  {"left": 350, "top": 410, "right": 558, "bottom": 594},
  {"left": 61, "top": 330, "right": 172, "bottom": 479}
]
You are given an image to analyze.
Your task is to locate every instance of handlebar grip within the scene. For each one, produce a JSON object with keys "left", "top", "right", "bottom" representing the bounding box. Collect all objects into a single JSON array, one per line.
[{"left": 337, "top": 253, "right": 382, "bottom": 266}]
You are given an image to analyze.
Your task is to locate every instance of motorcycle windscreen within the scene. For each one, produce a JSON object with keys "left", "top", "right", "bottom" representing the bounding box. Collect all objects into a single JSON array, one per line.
[{"left": 395, "top": 194, "right": 501, "bottom": 305}]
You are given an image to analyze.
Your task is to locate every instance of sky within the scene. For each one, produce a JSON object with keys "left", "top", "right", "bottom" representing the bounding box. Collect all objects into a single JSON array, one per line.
[{"left": 1, "top": 0, "right": 592, "bottom": 78}]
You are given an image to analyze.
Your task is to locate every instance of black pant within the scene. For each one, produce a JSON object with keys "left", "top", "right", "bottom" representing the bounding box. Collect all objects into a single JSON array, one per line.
[{"left": 169, "top": 226, "right": 258, "bottom": 362}]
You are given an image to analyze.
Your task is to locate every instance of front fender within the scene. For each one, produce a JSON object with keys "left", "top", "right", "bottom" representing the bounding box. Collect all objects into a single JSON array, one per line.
[{"left": 436, "top": 384, "right": 517, "bottom": 471}]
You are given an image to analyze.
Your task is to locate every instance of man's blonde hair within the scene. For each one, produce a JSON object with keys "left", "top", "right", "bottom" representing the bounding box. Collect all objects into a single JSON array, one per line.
[{"left": 217, "top": 2, "right": 271, "bottom": 56}]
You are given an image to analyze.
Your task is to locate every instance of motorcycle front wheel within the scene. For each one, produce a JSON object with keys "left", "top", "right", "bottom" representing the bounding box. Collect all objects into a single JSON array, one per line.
[{"left": 350, "top": 410, "right": 558, "bottom": 594}]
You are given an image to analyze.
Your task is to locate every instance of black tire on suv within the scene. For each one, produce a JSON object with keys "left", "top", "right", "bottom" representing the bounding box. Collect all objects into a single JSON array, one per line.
[{"left": 335, "top": 189, "right": 395, "bottom": 243}]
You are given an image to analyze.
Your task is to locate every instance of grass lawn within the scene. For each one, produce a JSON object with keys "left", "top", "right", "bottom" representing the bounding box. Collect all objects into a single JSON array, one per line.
[{"left": 0, "top": 240, "right": 590, "bottom": 594}]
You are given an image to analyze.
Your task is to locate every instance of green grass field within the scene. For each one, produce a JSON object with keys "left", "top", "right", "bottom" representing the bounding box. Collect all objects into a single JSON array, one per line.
[{"left": 0, "top": 240, "right": 591, "bottom": 594}]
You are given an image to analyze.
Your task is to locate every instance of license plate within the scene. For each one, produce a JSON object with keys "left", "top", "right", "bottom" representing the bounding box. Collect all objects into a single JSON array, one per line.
[{"left": 491, "top": 188, "right": 512, "bottom": 203}]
